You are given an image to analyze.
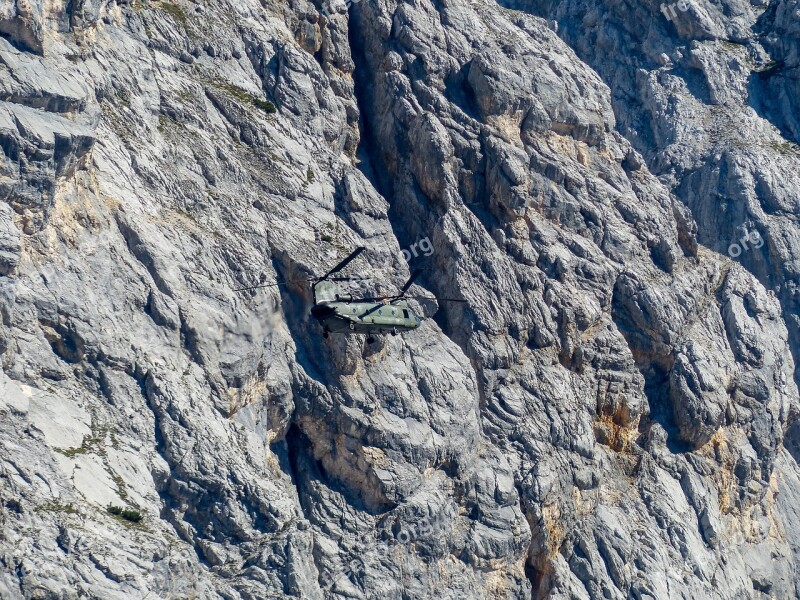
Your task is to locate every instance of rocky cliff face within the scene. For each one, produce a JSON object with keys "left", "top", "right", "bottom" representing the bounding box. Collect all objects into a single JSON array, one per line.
[{"left": 0, "top": 0, "right": 799, "bottom": 598}]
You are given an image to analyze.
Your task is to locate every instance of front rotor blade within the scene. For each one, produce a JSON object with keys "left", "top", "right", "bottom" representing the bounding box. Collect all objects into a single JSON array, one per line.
[
  {"left": 234, "top": 277, "right": 313, "bottom": 292},
  {"left": 320, "top": 247, "right": 366, "bottom": 281},
  {"left": 234, "top": 283, "right": 278, "bottom": 292}
]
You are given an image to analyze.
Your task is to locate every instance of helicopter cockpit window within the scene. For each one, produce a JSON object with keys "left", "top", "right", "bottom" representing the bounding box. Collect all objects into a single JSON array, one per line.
[{"left": 403, "top": 310, "right": 409, "bottom": 319}]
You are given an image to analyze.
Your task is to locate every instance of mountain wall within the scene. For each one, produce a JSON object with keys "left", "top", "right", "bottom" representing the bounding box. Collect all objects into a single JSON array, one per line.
[{"left": 0, "top": 0, "right": 799, "bottom": 598}]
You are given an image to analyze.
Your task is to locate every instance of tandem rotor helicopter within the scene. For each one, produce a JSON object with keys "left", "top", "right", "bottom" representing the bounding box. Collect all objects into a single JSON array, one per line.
[{"left": 235, "top": 247, "right": 465, "bottom": 344}]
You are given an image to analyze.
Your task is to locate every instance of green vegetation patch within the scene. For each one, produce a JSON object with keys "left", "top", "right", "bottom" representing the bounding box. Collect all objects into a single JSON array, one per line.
[
  {"left": 721, "top": 40, "right": 745, "bottom": 52},
  {"left": 53, "top": 421, "right": 135, "bottom": 509},
  {"left": 753, "top": 60, "right": 782, "bottom": 75},
  {"left": 108, "top": 505, "right": 144, "bottom": 523},
  {"left": 319, "top": 222, "right": 349, "bottom": 251},
  {"left": 768, "top": 141, "right": 800, "bottom": 156},
  {"left": 37, "top": 501, "right": 79, "bottom": 515},
  {"left": 55, "top": 429, "right": 107, "bottom": 458},
  {"left": 252, "top": 97, "right": 277, "bottom": 113},
  {"left": 159, "top": 2, "right": 189, "bottom": 27},
  {"left": 209, "top": 78, "right": 277, "bottom": 114},
  {"left": 157, "top": 114, "right": 171, "bottom": 134},
  {"left": 110, "top": 471, "right": 129, "bottom": 502}
]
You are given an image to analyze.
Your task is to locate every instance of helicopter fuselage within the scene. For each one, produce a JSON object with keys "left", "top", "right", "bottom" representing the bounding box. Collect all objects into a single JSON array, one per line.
[{"left": 311, "top": 299, "right": 422, "bottom": 335}]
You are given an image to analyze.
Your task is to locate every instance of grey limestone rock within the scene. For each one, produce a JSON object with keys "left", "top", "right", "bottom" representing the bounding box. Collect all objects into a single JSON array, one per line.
[{"left": 0, "top": 0, "right": 799, "bottom": 598}]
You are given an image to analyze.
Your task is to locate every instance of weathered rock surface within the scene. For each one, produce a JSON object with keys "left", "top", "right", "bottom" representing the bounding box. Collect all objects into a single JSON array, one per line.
[{"left": 0, "top": 0, "right": 798, "bottom": 598}]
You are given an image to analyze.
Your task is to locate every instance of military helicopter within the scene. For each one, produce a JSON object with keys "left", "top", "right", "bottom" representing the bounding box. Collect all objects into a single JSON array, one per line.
[{"left": 236, "top": 247, "right": 465, "bottom": 343}]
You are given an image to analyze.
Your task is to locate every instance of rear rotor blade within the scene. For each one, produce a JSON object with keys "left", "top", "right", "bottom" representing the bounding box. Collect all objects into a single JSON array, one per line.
[
  {"left": 328, "top": 276, "right": 370, "bottom": 282},
  {"left": 397, "top": 269, "right": 422, "bottom": 297},
  {"left": 406, "top": 295, "right": 468, "bottom": 303},
  {"left": 354, "top": 295, "right": 467, "bottom": 304},
  {"left": 359, "top": 303, "right": 385, "bottom": 319}
]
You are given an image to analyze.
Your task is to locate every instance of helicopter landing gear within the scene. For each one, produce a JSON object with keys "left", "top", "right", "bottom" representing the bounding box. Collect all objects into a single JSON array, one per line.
[
  {"left": 367, "top": 336, "right": 376, "bottom": 344},
  {"left": 349, "top": 322, "right": 355, "bottom": 331},
  {"left": 391, "top": 328, "right": 398, "bottom": 336}
]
